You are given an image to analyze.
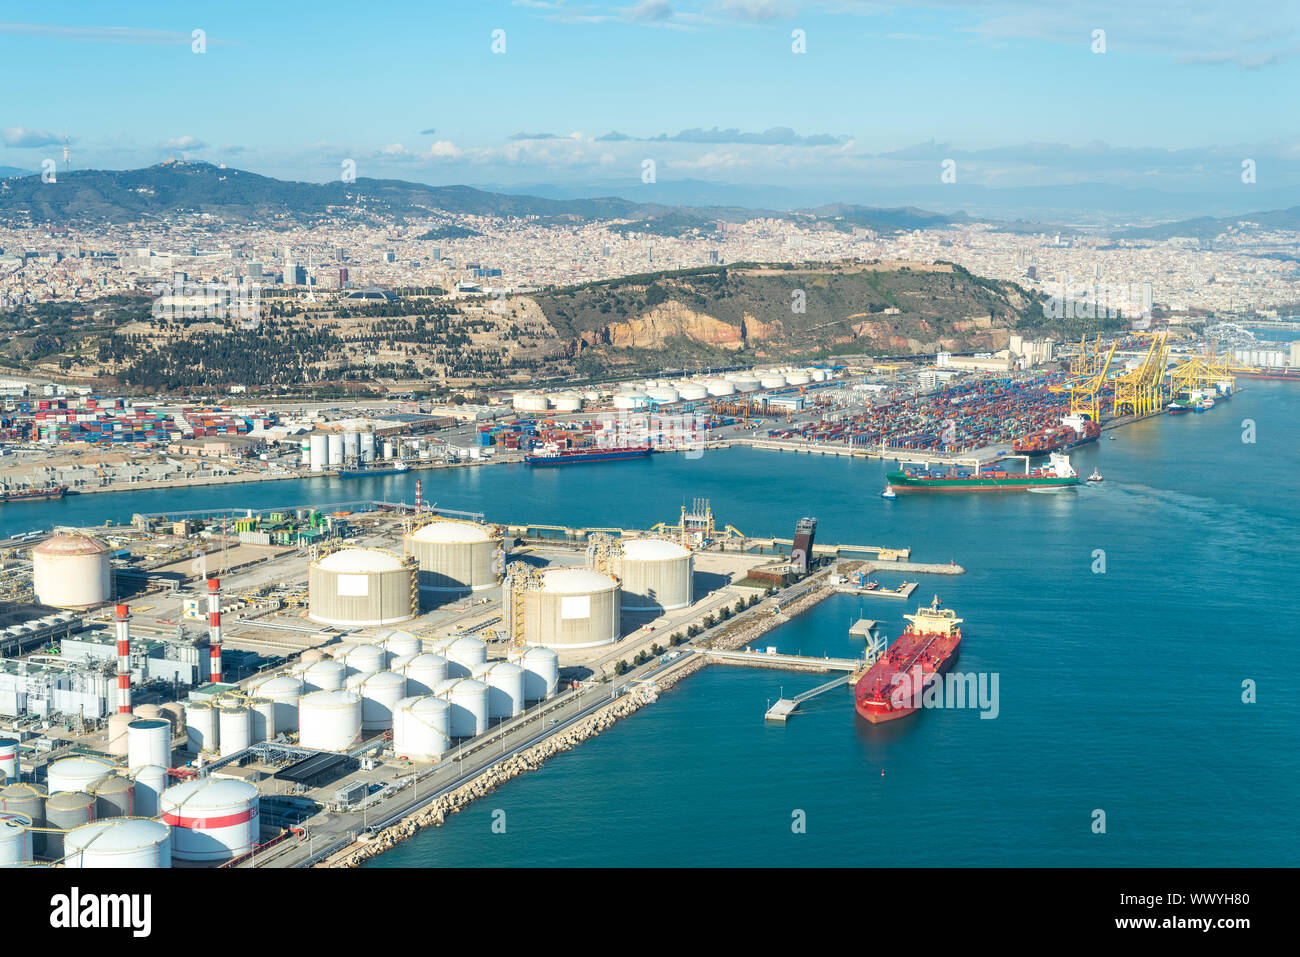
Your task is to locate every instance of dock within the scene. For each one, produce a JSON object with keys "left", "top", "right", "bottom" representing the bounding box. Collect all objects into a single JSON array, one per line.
[
  {"left": 834, "top": 581, "right": 918, "bottom": 600},
  {"left": 703, "top": 648, "right": 861, "bottom": 672},
  {"left": 764, "top": 674, "right": 852, "bottom": 721},
  {"left": 848, "top": 619, "right": 878, "bottom": 637}
]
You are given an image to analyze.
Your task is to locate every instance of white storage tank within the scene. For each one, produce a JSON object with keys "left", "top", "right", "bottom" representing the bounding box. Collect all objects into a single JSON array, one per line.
[
  {"left": 131, "top": 765, "right": 167, "bottom": 818},
  {"left": 186, "top": 701, "right": 218, "bottom": 753},
  {"left": 160, "top": 778, "right": 258, "bottom": 862},
  {"left": 32, "top": 533, "right": 113, "bottom": 609},
  {"left": 706, "top": 379, "right": 736, "bottom": 396},
  {"left": 551, "top": 394, "right": 583, "bottom": 412},
  {"left": 512, "top": 392, "right": 550, "bottom": 412},
  {"left": 677, "top": 382, "right": 709, "bottom": 400},
  {"left": 383, "top": 630, "right": 422, "bottom": 660},
  {"left": 613, "top": 391, "right": 648, "bottom": 410},
  {"left": 47, "top": 757, "right": 114, "bottom": 795},
  {"left": 615, "top": 538, "right": 693, "bottom": 612},
  {"left": 323, "top": 641, "right": 357, "bottom": 660},
  {"left": 357, "top": 671, "right": 406, "bottom": 731},
  {"left": 127, "top": 719, "right": 171, "bottom": 770},
  {"left": 732, "top": 377, "right": 760, "bottom": 392},
  {"left": 0, "top": 783, "right": 45, "bottom": 850},
  {"left": 63, "top": 818, "right": 172, "bottom": 868},
  {"left": 106, "top": 712, "right": 134, "bottom": 757},
  {"left": 510, "top": 567, "right": 621, "bottom": 649},
  {"left": 300, "top": 660, "right": 346, "bottom": 694},
  {"left": 344, "top": 642, "right": 388, "bottom": 675},
  {"left": 439, "top": 679, "right": 488, "bottom": 737},
  {"left": 510, "top": 646, "right": 560, "bottom": 701},
  {"left": 298, "top": 690, "right": 362, "bottom": 751},
  {"left": 257, "top": 675, "right": 304, "bottom": 730},
  {"left": 327, "top": 432, "right": 344, "bottom": 465},
  {"left": 308, "top": 548, "right": 417, "bottom": 628},
  {"left": 343, "top": 430, "right": 360, "bottom": 461},
  {"left": 445, "top": 636, "right": 487, "bottom": 677},
  {"left": 405, "top": 520, "right": 502, "bottom": 600},
  {"left": 88, "top": 775, "right": 135, "bottom": 819},
  {"left": 0, "top": 812, "right": 31, "bottom": 866},
  {"left": 309, "top": 434, "right": 328, "bottom": 472},
  {"left": 402, "top": 653, "right": 449, "bottom": 695},
  {"left": 760, "top": 374, "right": 787, "bottom": 389},
  {"left": 646, "top": 385, "right": 680, "bottom": 403},
  {"left": 217, "top": 705, "right": 250, "bottom": 756},
  {"left": 43, "top": 790, "right": 95, "bottom": 858},
  {"left": 392, "top": 696, "right": 451, "bottom": 760},
  {"left": 0, "top": 737, "right": 18, "bottom": 783},
  {"left": 811, "top": 369, "right": 828, "bottom": 382},
  {"left": 785, "top": 372, "right": 811, "bottom": 385},
  {"left": 360, "top": 431, "right": 376, "bottom": 462},
  {"left": 250, "top": 698, "right": 276, "bottom": 742},
  {"left": 476, "top": 662, "right": 525, "bottom": 719}
]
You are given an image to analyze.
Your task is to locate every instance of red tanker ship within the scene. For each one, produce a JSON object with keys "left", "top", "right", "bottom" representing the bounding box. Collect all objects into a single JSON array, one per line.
[{"left": 853, "top": 596, "right": 963, "bottom": 723}]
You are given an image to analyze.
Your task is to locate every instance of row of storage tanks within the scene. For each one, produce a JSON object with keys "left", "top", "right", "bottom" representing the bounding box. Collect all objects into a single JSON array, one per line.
[
  {"left": 302, "top": 429, "right": 396, "bottom": 472},
  {"left": 0, "top": 720, "right": 260, "bottom": 867},
  {"left": 511, "top": 368, "right": 834, "bottom": 413},
  {"left": 306, "top": 519, "right": 503, "bottom": 629},
  {"left": 186, "top": 631, "right": 560, "bottom": 759}
]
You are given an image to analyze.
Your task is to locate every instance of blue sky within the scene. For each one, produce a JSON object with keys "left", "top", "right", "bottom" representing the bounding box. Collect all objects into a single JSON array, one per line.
[{"left": 1, "top": 0, "right": 1297, "bottom": 197}]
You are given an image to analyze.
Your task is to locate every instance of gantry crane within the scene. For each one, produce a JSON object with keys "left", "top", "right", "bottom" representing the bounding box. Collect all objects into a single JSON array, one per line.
[
  {"left": 1111, "top": 332, "right": 1170, "bottom": 417},
  {"left": 1067, "top": 342, "right": 1117, "bottom": 421}
]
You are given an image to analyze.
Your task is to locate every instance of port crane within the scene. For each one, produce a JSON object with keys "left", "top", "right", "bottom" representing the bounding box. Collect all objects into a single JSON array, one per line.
[
  {"left": 1110, "top": 332, "right": 1171, "bottom": 417},
  {"left": 1065, "top": 342, "right": 1117, "bottom": 421}
]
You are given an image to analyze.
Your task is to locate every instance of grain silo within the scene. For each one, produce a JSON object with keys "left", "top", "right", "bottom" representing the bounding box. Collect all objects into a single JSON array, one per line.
[
  {"left": 613, "top": 538, "right": 693, "bottom": 612},
  {"left": 506, "top": 566, "right": 621, "bottom": 649},
  {"left": 308, "top": 547, "right": 417, "bottom": 628},
  {"left": 31, "top": 533, "right": 113, "bottom": 609},
  {"left": 405, "top": 519, "right": 502, "bottom": 601}
]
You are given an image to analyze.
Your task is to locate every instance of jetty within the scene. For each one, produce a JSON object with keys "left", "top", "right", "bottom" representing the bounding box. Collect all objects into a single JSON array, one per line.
[{"left": 764, "top": 674, "right": 853, "bottom": 722}]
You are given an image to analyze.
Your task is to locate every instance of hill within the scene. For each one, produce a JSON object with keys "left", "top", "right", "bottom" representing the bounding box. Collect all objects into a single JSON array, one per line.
[{"left": 1119, "top": 206, "right": 1300, "bottom": 241}]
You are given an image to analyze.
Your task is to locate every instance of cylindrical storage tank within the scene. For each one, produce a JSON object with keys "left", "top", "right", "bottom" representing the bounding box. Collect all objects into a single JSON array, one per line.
[
  {"left": 343, "top": 430, "right": 360, "bottom": 460},
  {"left": 445, "top": 636, "right": 487, "bottom": 678},
  {"left": 105, "top": 711, "right": 134, "bottom": 757},
  {"left": 31, "top": 533, "right": 113, "bottom": 609},
  {"left": 677, "top": 382, "right": 708, "bottom": 400},
  {"left": 812, "top": 369, "right": 828, "bottom": 381},
  {"left": 615, "top": 538, "right": 693, "bottom": 612},
  {"left": 344, "top": 642, "right": 388, "bottom": 676},
  {"left": 706, "top": 379, "right": 736, "bottom": 396},
  {"left": 785, "top": 372, "right": 811, "bottom": 385},
  {"left": 382, "top": 441, "right": 395, "bottom": 460},
  {"left": 327, "top": 432, "right": 344, "bottom": 465},
  {"left": 309, "top": 433, "right": 328, "bottom": 472},
  {"left": 131, "top": 765, "right": 167, "bottom": 818},
  {"left": 300, "top": 660, "right": 345, "bottom": 695},
  {"left": 0, "top": 783, "right": 45, "bottom": 854},
  {"left": 44, "top": 790, "right": 95, "bottom": 859},
  {"left": 383, "top": 630, "right": 421, "bottom": 660},
  {"left": 298, "top": 691, "right": 362, "bottom": 751},
  {"left": 732, "top": 377, "right": 760, "bottom": 393},
  {"left": 88, "top": 774, "right": 135, "bottom": 819},
  {"left": 323, "top": 641, "right": 357, "bottom": 660},
  {"left": 127, "top": 719, "right": 171, "bottom": 770},
  {"left": 300, "top": 439, "right": 311, "bottom": 466},
  {"left": 441, "top": 679, "right": 488, "bottom": 738},
  {"left": 256, "top": 670, "right": 304, "bottom": 733},
  {"left": 186, "top": 701, "right": 217, "bottom": 753},
  {"left": 63, "top": 818, "right": 171, "bottom": 868},
  {"left": 357, "top": 671, "right": 406, "bottom": 731},
  {"left": 133, "top": 704, "right": 177, "bottom": 741},
  {"left": 476, "top": 662, "right": 525, "bottom": 719},
  {"left": 402, "top": 653, "right": 449, "bottom": 696},
  {"left": 551, "top": 394, "right": 583, "bottom": 412},
  {"left": 217, "top": 705, "right": 250, "bottom": 757},
  {"left": 646, "top": 386, "right": 679, "bottom": 403},
  {"left": 511, "top": 646, "right": 561, "bottom": 701},
  {"left": 300, "top": 649, "right": 325, "bottom": 665},
  {"left": 160, "top": 778, "right": 258, "bottom": 862},
  {"left": 360, "top": 431, "right": 376, "bottom": 462},
  {"left": 612, "top": 391, "right": 647, "bottom": 410},
  {"left": 308, "top": 548, "right": 417, "bottom": 628},
  {"left": 512, "top": 392, "right": 549, "bottom": 412},
  {"left": 406, "top": 520, "right": 502, "bottom": 600},
  {"left": 392, "top": 696, "right": 451, "bottom": 760},
  {"left": 760, "top": 374, "right": 787, "bottom": 389},
  {"left": 0, "top": 812, "right": 31, "bottom": 866},
  {"left": 159, "top": 702, "right": 185, "bottom": 737},
  {"left": 47, "top": 757, "right": 114, "bottom": 796},
  {"left": 250, "top": 698, "right": 276, "bottom": 743},
  {"left": 389, "top": 652, "right": 417, "bottom": 672},
  {"left": 514, "top": 567, "right": 621, "bottom": 649},
  {"left": 0, "top": 738, "right": 17, "bottom": 784}
]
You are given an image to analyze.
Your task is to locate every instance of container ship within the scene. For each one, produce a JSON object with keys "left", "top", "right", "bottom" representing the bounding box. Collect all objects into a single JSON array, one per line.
[
  {"left": 1, "top": 484, "right": 68, "bottom": 503},
  {"left": 524, "top": 442, "right": 653, "bottom": 466},
  {"left": 886, "top": 452, "right": 1079, "bottom": 493},
  {"left": 1013, "top": 414, "right": 1100, "bottom": 456},
  {"left": 854, "top": 596, "right": 963, "bottom": 723}
]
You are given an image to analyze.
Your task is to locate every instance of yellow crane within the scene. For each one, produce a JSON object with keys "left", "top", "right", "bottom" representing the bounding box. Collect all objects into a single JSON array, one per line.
[
  {"left": 1068, "top": 342, "right": 1117, "bottom": 421},
  {"left": 1111, "top": 333, "right": 1170, "bottom": 417}
]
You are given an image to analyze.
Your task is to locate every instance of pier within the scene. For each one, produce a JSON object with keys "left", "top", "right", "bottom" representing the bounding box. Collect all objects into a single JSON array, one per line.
[
  {"left": 835, "top": 581, "right": 918, "bottom": 600},
  {"left": 764, "top": 674, "right": 853, "bottom": 722}
]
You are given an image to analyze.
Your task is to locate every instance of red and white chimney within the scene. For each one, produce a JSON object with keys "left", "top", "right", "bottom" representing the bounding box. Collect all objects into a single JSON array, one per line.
[
  {"left": 207, "top": 577, "right": 222, "bottom": 684},
  {"left": 415, "top": 479, "right": 422, "bottom": 512},
  {"left": 115, "top": 603, "right": 132, "bottom": 713}
]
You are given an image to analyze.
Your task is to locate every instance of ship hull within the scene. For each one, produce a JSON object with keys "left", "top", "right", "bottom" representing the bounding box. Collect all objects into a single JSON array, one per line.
[
  {"left": 886, "top": 473, "right": 1079, "bottom": 492},
  {"left": 524, "top": 448, "right": 652, "bottom": 466},
  {"left": 1, "top": 486, "right": 68, "bottom": 503},
  {"left": 337, "top": 467, "right": 409, "bottom": 477},
  {"left": 854, "top": 635, "right": 962, "bottom": 723}
]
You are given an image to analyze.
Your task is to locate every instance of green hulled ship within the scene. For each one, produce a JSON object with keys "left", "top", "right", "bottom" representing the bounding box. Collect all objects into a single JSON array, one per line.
[{"left": 886, "top": 452, "right": 1080, "bottom": 493}]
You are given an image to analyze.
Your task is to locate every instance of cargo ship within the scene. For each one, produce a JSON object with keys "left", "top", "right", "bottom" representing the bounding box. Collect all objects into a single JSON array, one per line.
[
  {"left": 337, "top": 462, "right": 409, "bottom": 477},
  {"left": 854, "top": 596, "right": 963, "bottom": 723},
  {"left": 524, "top": 442, "right": 653, "bottom": 466},
  {"left": 885, "top": 452, "right": 1079, "bottom": 493},
  {"left": 1013, "top": 414, "right": 1100, "bottom": 456},
  {"left": 1, "top": 484, "right": 68, "bottom": 503}
]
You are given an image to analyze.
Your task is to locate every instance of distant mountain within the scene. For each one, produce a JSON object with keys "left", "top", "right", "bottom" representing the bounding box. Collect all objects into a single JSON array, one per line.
[
  {"left": 0, "top": 166, "right": 32, "bottom": 179},
  {"left": 1118, "top": 206, "right": 1300, "bottom": 240}
]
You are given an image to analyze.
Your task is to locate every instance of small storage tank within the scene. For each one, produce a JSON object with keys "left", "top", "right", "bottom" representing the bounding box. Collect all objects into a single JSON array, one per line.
[
  {"left": 186, "top": 701, "right": 218, "bottom": 753},
  {"left": 159, "top": 702, "right": 186, "bottom": 736},
  {"left": 360, "top": 431, "right": 376, "bottom": 462},
  {"left": 390, "top": 652, "right": 418, "bottom": 671},
  {"left": 0, "top": 812, "right": 31, "bottom": 866},
  {"left": 439, "top": 678, "right": 488, "bottom": 737},
  {"left": 614, "top": 538, "right": 693, "bottom": 612},
  {"left": 308, "top": 548, "right": 417, "bottom": 628},
  {"left": 512, "top": 392, "right": 550, "bottom": 412},
  {"left": 510, "top": 646, "right": 560, "bottom": 701},
  {"left": 257, "top": 675, "right": 304, "bottom": 729},
  {"left": 0, "top": 783, "right": 45, "bottom": 853},
  {"left": 301, "top": 659, "right": 346, "bottom": 694},
  {"left": 300, "top": 649, "right": 325, "bottom": 665},
  {"left": 383, "top": 630, "right": 422, "bottom": 660},
  {"left": 106, "top": 711, "right": 134, "bottom": 757},
  {"left": 0, "top": 737, "right": 18, "bottom": 784},
  {"left": 127, "top": 719, "right": 171, "bottom": 770},
  {"left": 131, "top": 765, "right": 167, "bottom": 818},
  {"left": 476, "top": 662, "right": 525, "bottom": 719},
  {"left": 445, "top": 636, "right": 487, "bottom": 677},
  {"left": 43, "top": 790, "right": 95, "bottom": 859},
  {"left": 402, "top": 653, "right": 449, "bottom": 696},
  {"left": 392, "top": 696, "right": 451, "bottom": 760},
  {"left": 551, "top": 393, "right": 583, "bottom": 412},
  {"left": 405, "top": 520, "right": 502, "bottom": 600},
  {"left": 47, "top": 757, "right": 114, "bottom": 795},
  {"left": 217, "top": 705, "right": 250, "bottom": 756},
  {"left": 309, "top": 433, "right": 328, "bottom": 472},
  {"left": 706, "top": 379, "right": 736, "bottom": 397},
  {"left": 327, "top": 432, "right": 344, "bottom": 465},
  {"left": 250, "top": 698, "right": 276, "bottom": 742},
  {"left": 344, "top": 642, "right": 388, "bottom": 676},
  {"left": 298, "top": 690, "right": 362, "bottom": 751},
  {"left": 357, "top": 671, "right": 406, "bottom": 731},
  {"left": 160, "top": 778, "right": 258, "bottom": 862},
  {"left": 511, "top": 567, "right": 621, "bottom": 649},
  {"left": 63, "top": 818, "right": 172, "bottom": 868},
  {"left": 31, "top": 533, "right": 112, "bottom": 609},
  {"left": 89, "top": 774, "right": 135, "bottom": 819}
]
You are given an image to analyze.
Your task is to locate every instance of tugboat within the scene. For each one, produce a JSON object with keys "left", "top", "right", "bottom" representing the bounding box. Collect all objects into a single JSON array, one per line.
[
  {"left": 1086, "top": 469, "right": 1104, "bottom": 483},
  {"left": 880, "top": 485, "right": 897, "bottom": 500}
]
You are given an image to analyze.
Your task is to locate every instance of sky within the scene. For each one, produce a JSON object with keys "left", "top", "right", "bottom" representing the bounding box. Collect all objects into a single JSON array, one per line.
[{"left": 1, "top": 0, "right": 1298, "bottom": 206}]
